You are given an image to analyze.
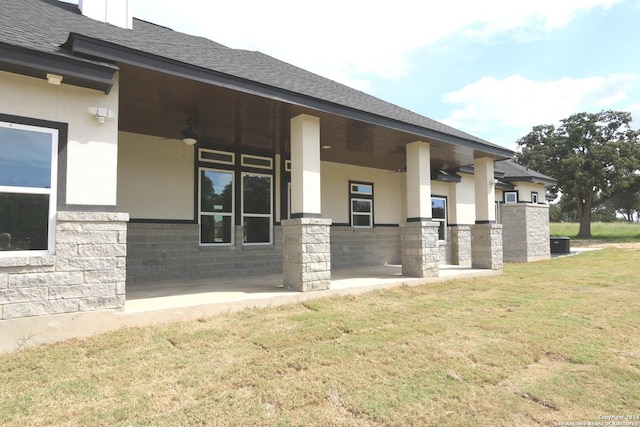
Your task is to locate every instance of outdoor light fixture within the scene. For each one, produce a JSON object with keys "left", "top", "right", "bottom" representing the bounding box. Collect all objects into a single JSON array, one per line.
[
  {"left": 88, "top": 106, "right": 114, "bottom": 124},
  {"left": 46, "top": 73, "right": 63, "bottom": 85},
  {"left": 182, "top": 137, "right": 197, "bottom": 145}
]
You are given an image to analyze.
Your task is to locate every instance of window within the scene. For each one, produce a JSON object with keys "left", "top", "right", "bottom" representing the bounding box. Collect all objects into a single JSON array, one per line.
[
  {"left": 242, "top": 173, "right": 272, "bottom": 244},
  {"left": 200, "top": 168, "right": 234, "bottom": 244},
  {"left": 0, "top": 121, "right": 58, "bottom": 255},
  {"left": 531, "top": 192, "right": 539, "bottom": 204},
  {"left": 349, "top": 181, "right": 373, "bottom": 228},
  {"left": 198, "top": 149, "right": 274, "bottom": 246},
  {"left": 432, "top": 197, "right": 447, "bottom": 241},
  {"left": 504, "top": 191, "right": 518, "bottom": 204}
]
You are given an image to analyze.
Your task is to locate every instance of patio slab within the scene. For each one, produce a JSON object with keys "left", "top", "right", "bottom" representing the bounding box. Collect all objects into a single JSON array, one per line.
[{"left": 0, "top": 265, "right": 499, "bottom": 354}]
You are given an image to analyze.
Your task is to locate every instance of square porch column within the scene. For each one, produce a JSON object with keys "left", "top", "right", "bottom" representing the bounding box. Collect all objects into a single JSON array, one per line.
[
  {"left": 283, "top": 114, "right": 331, "bottom": 291},
  {"left": 401, "top": 141, "right": 439, "bottom": 277},
  {"left": 471, "top": 157, "right": 503, "bottom": 269}
]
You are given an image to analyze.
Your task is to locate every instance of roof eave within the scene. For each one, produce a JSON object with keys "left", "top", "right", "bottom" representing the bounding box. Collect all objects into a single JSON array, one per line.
[
  {"left": 64, "top": 33, "right": 514, "bottom": 159},
  {"left": 0, "top": 42, "right": 117, "bottom": 94}
]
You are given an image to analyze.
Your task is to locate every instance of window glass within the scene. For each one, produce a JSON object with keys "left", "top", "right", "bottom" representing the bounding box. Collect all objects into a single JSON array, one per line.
[
  {"left": 352, "top": 199, "right": 371, "bottom": 213},
  {"left": 0, "top": 126, "right": 52, "bottom": 188},
  {"left": 432, "top": 197, "right": 447, "bottom": 241},
  {"left": 243, "top": 175, "right": 271, "bottom": 214},
  {"left": 200, "top": 170, "right": 233, "bottom": 212},
  {"left": 505, "top": 192, "right": 517, "bottom": 203},
  {"left": 531, "top": 192, "right": 539, "bottom": 203},
  {"left": 0, "top": 121, "right": 57, "bottom": 254},
  {"left": 243, "top": 217, "right": 270, "bottom": 243},
  {"left": 432, "top": 198, "right": 446, "bottom": 219},
  {"left": 200, "top": 215, "right": 232, "bottom": 244}
]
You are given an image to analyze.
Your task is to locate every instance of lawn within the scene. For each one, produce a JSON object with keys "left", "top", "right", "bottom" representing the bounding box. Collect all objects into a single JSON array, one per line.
[
  {"left": 550, "top": 221, "right": 640, "bottom": 243},
  {"left": 2, "top": 247, "right": 640, "bottom": 426}
]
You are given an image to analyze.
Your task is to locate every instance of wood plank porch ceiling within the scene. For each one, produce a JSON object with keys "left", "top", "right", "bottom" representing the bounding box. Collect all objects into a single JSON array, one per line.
[{"left": 118, "top": 64, "right": 499, "bottom": 172}]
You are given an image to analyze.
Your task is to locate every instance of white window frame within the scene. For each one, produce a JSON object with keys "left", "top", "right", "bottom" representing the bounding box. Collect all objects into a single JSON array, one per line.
[
  {"left": 198, "top": 148, "right": 235, "bottom": 165},
  {"left": 241, "top": 154, "right": 273, "bottom": 170},
  {"left": 531, "top": 191, "right": 539, "bottom": 204},
  {"left": 504, "top": 191, "right": 518, "bottom": 204},
  {"left": 199, "top": 167, "right": 234, "bottom": 246},
  {"left": 0, "top": 121, "right": 58, "bottom": 256},
  {"left": 432, "top": 196, "right": 447, "bottom": 242},
  {"left": 351, "top": 198, "right": 373, "bottom": 228},
  {"left": 241, "top": 172, "right": 273, "bottom": 245}
]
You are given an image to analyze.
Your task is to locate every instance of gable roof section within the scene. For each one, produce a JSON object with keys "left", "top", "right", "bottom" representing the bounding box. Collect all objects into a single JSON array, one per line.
[{"left": 0, "top": 0, "right": 513, "bottom": 158}]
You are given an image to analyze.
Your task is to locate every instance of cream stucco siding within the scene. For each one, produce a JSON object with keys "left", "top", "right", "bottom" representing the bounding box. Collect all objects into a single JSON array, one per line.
[
  {"left": 321, "top": 162, "right": 404, "bottom": 224},
  {"left": 450, "top": 173, "right": 476, "bottom": 225},
  {"left": 513, "top": 182, "right": 546, "bottom": 203},
  {"left": 0, "top": 70, "right": 119, "bottom": 206},
  {"left": 117, "top": 132, "right": 194, "bottom": 220}
]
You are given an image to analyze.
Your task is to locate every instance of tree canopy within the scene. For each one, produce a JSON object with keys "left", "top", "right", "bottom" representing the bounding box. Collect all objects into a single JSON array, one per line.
[{"left": 514, "top": 110, "right": 640, "bottom": 237}]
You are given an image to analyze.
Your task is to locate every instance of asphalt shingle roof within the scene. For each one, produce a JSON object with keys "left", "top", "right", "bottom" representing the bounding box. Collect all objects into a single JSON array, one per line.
[
  {"left": 494, "top": 160, "right": 557, "bottom": 185},
  {"left": 1, "top": 0, "right": 511, "bottom": 153}
]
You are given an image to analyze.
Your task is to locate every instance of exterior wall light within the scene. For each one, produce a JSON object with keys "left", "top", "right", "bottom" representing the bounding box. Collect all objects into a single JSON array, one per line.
[{"left": 88, "top": 106, "right": 115, "bottom": 124}]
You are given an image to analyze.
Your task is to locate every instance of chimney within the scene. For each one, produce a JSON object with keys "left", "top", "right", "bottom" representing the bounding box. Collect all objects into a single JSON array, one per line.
[{"left": 79, "top": 0, "right": 133, "bottom": 30}]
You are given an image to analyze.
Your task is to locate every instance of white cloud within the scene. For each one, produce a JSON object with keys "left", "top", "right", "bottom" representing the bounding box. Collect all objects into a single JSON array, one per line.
[
  {"left": 132, "top": 0, "right": 622, "bottom": 88},
  {"left": 441, "top": 73, "right": 640, "bottom": 144}
]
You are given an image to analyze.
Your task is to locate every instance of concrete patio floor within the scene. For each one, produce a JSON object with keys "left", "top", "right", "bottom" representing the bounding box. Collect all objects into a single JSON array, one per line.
[
  {"left": 0, "top": 264, "right": 500, "bottom": 354},
  {"left": 125, "top": 264, "right": 500, "bottom": 313}
]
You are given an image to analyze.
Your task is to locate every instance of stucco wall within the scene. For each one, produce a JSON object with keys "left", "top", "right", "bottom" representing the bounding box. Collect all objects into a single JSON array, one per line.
[
  {"left": 321, "top": 161, "right": 405, "bottom": 225},
  {"left": 117, "top": 132, "right": 194, "bottom": 219},
  {"left": 0, "top": 70, "right": 119, "bottom": 206},
  {"left": 450, "top": 173, "right": 475, "bottom": 225}
]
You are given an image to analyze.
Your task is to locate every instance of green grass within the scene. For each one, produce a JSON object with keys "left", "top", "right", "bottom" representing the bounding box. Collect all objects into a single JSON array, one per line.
[
  {"left": 2, "top": 247, "right": 640, "bottom": 425},
  {"left": 550, "top": 221, "right": 640, "bottom": 242}
]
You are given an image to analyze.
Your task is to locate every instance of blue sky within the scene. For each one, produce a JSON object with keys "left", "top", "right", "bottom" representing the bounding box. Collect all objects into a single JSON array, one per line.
[{"left": 68, "top": 0, "right": 640, "bottom": 149}]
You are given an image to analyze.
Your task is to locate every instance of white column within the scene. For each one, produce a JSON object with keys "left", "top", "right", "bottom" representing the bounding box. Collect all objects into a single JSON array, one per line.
[
  {"left": 405, "top": 141, "right": 432, "bottom": 221},
  {"left": 474, "top": 157, "right": 496, "bottom": 223},
  {"left": 290, "top": 114, "right": 321, "bottom": 218}
]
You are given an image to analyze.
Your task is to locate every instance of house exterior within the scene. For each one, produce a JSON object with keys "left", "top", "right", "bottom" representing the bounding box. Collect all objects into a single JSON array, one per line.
[{"left": 0, "top": 0, "right": 552, "bottom": 330}]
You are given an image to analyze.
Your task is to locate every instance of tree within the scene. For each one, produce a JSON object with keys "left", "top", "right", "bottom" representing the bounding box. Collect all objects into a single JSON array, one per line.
[{"left": 515, "top": 110, "right": 640, "bottom": 237}]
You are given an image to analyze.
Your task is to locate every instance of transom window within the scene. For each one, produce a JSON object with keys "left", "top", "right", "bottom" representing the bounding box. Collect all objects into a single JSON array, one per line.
[
  {"left": 349, "top": 181, "right": 373, "bottom": 228},
  {"left": 432, "top": 196, "right": 447, "bottom": 241},
  {"left": 0, "top": 121, "right": 58, "bottom": 255}
]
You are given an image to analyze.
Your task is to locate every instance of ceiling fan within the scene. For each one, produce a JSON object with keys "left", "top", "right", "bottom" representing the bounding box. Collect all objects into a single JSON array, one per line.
[{"left": 178, "top": 117, "right": 227, "bottom": 146}]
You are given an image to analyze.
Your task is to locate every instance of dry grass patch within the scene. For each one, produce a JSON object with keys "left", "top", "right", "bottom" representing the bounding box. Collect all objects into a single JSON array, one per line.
[{"left": 2, "top": 248, "right": 640, "bottom": 426}]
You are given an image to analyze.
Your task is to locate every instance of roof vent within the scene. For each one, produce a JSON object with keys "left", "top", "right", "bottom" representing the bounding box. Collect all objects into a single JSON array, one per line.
[{"left": 79, "top": 0, "right": 133, "bottom": 30}]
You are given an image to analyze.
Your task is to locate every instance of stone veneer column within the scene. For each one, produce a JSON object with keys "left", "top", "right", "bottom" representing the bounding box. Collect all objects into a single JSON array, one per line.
[
  {"left": 450, "top": 225, "right": 472, "bottom": 266},
  {"left": 0, "top": 211, "right": 128, "bottom": 320},
  {"left": 282, "top": 218, "right": 332, "bottom": 291},
  {"left": 501, "top": 203, "right": 551, "bottom": 262},
  {"left": 471, "top": 223, "right": 503, "bottom": 270},
  {"left": 400, "top": 221, "right": 439, "bottom": 277}
]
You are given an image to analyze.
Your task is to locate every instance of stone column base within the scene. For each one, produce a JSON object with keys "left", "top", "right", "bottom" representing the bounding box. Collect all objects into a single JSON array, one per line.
[
  {"left": 450, "top": 225, "right": 472, "bottom": 266},
  {"left": 282, "top": 218, "right": 331, "bottom": 292},
  {"left": 471, "top": 223, "right": 503, "bottom": 270},
  {"left": 400, "top": 221, "right": 439, "bottom": 278}
]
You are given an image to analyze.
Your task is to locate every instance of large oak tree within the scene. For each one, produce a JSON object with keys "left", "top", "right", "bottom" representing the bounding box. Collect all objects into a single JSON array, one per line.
[{"left": 515, "top": 110, "right": 640, "bottom": 237}]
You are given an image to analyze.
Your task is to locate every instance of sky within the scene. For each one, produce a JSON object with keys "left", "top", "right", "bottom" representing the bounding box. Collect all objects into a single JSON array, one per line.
[{"left": 67, "top": 0, "right": 640, "bottom": 149}]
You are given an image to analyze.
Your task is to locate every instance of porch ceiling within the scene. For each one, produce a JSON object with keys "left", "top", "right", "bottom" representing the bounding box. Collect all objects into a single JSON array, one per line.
[{"left": 118, "top": 64, "right": 504, "bottom": 172}]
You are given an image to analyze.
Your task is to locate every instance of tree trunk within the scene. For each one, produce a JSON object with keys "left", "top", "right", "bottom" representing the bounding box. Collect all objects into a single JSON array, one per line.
[{"left": 577, "top": 194, "right": 593, "bottom": 237}]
